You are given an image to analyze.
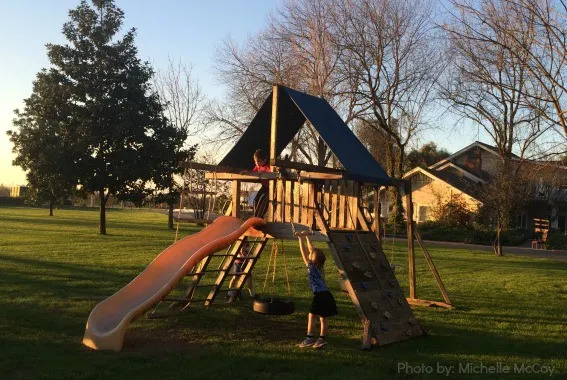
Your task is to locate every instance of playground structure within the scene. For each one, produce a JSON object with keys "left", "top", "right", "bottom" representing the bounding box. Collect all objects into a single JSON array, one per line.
[{"left": 83, "top": 85, "right": 452, "bottom": 351}]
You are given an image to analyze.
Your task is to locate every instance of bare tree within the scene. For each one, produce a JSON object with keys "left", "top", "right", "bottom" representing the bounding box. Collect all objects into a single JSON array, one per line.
[
  {"left": 332, "top": 0, "right": 443, "bottom": 178},
  {"left": 154, "top": 58, "right": 207, "bottom": 138},
  {"left": 331, "top": 0, "right": 444, "bottom": 225},
  {"left": 444, "top": 0, "right": 567, "bottom": 155},
  {"left": 442, "top": 0, "right": 559, "bottom": 254},
  {"left": 209, "top": 0, "right": 358, "bottom": 166},
  {"left": 443, "top": 0, "right": 554, "bottom": 160},
  {"left": 153, "top": 59, "right": 207, "bottom": 228}
]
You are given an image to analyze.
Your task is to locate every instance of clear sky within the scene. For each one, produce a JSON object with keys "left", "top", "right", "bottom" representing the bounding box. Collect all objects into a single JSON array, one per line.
[
  {"left": 0, "top": 0, "right": 282, "bottom": 185},
  {"left": 0, "top": 0, "right": 477, "bottom": 186}
]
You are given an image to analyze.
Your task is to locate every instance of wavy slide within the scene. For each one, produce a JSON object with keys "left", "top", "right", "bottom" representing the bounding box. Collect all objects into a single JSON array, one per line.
[{"left": 82, "top": 216, "right": 266, "bottom": 351}]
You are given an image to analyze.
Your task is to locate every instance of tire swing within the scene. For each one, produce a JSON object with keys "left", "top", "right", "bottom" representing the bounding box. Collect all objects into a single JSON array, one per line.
[{"left": 253, "top": 239, "right": 295, "bottom": 315}]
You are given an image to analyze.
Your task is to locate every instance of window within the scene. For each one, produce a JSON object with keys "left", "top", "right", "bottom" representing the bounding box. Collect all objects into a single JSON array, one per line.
[{"left": 419, "top": 206, "right": 429, "bottom": 222}]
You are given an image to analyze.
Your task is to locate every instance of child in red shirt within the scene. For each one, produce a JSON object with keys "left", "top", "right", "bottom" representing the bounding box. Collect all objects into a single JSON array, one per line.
[{"left": 251, "top": 149, "right": 271, "bottom": 217}]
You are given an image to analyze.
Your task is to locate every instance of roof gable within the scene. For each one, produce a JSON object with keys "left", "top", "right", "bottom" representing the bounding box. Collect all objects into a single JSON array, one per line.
[
  {"left": 219, "top": 86, "right": 391, "bottom": 185},
  {"left": 404, "top": 166, "right": 482, "bottom": 200},
  {"left": 429, "top": 141, "right": 516, "bottom": 170}
]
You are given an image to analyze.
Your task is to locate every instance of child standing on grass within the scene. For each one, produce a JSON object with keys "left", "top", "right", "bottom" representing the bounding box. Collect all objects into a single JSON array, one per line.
[{"left": 296, "top": 231, "right": 338, "bottom": 349}]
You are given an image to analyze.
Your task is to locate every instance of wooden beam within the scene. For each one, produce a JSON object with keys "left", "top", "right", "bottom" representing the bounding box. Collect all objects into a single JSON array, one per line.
[
  {"left": 231, "top": 180, "right": 241, "bottom": 218},
  {"left": 406, "top": 298, "right": 454, "bottom": 309},
  {"left": 372, "top": 186, "right": 381, "bottom": 242},
  {"left": 204, "top": 172, "right": 272, "bottom": 182},
  {"left": 243, "top": 222, "right": 329, "bottom": 242},
  {"left": 404, "top": 180, "right": 416, "bottom": 299},
  {"left": 357, "top": 206, "right": 371, "bottom": 231},
  {"left": 414, "top": 224, "right": 453, "bottom": 306},
  {"left": 270, "top": 85, "right": 279, "bottom": 167},
  {"left": 299, "top": 172, "right": 343, "bottom": 180},
  {"left": 180, "top": 161, "right": 239, "bottom": 172},
  {"left": 271, "top": 158, "right": 345, "bottom": 175}
]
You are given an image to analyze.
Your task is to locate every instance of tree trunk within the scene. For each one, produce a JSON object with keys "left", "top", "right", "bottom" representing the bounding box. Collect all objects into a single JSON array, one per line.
[
  {"left": 168, "top": 202, "right": 174, "bottom": 229},
  {"left": 495, "top": 223, "right": 503, "bottom": 256},
  {"left": 99, "top": 191, "right": 107, "bottom": 235},
  {"left": 317, "top": 137, "right": 327, "bottom": 166},
  {"left": 49, "top": 202, "right": 54, "bottom": 217}
]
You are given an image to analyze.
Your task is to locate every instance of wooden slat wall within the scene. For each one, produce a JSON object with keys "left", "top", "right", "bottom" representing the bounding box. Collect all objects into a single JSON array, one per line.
[
  {"left": 338, "top": 181, "right": 346, "bottom": 228},
  {"left": 307, "top": 183, "right": 315, "bottom": 229},
  {"left": 265, "top": 178, "right": 361, "bottom": 231},
  {"left": 285, "top": 181, "right": 293, "bottom": 223},
  {"left": 323, "top": 182, "right": 331, "bottom": 223},
  {"left": 276, "top": 180, "right": 285, "bottom": 222},
  {"left": 330, "top": 182, "right": 338, "bottom": 228}
]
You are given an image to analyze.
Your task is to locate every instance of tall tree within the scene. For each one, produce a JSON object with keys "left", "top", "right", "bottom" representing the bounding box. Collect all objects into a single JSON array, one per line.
[
  {"left": 444, "top": 0, "right": 556, "bottom": 254},
  {"left": 405, "top": 142, "right": 450, "bottom": 171},
  {"left": 8, "top": 66, "right": 78, "bottom": 216},
  {"left": 443, "top": 0, "right": 552, "bottom": 160},
  {"left": 210, "top": 0, "right": 356, "bottom": 166},
  {"left": 332, "top": 0, "right": 443, "bottom": 178},
  {"left": 9, "top": 0, "right": 179, "bottom": 234},
  {"left": 332, "top": 0, "right": 444, "bottom": 223},
  {"left": 153, "top": 59, "right": 206, "bottom": 228},
  {"left": 447, "top": 0, "right": 567, "bottom": 151}
]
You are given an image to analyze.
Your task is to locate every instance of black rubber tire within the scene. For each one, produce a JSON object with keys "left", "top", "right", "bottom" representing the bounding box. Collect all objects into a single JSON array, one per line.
[{"left": 253, "top": 296, "right": 295, "bottom": 315}]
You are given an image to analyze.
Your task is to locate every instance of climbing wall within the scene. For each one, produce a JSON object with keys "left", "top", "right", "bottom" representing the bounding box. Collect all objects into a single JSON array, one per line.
[{"left": 328, "top": 230, "right": 423, "bottom": 346}]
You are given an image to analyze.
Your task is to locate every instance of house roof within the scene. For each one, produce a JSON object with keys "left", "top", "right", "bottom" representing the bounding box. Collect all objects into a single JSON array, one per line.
[
  {"left": 219, "top": 86, "right": 392, "bottom": 185},
  {"left": 435, "top": 162, "right": 488, "bottom": 183},
  {"left": 429, "top": 141, "right": 519, "bottom": 170},
  {"left": 404, "top": 166, "right": 482, "bottom": 200}
]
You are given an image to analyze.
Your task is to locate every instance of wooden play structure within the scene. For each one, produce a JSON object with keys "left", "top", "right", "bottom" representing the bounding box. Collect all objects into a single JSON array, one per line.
[{"left": 149, "top": 85, "right": 453, "bottom": 348}]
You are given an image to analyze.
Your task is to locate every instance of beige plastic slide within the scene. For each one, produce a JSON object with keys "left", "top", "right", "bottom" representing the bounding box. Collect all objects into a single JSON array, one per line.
[{"left": 82, "top": 216, "right": 265, "bottom": 351}]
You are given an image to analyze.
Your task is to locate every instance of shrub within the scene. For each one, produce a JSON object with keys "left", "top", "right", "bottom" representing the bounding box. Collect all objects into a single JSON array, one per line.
[
  {"left": 545, "top": 232, "right": 567, "bottom": 250},
  {"left": 0, "top": 196, "right": 25, "bottom": 206},
  {"left": 417, "top": 221, "right": 528, "bottom": 246},
  {"left": 433, "top": 194, "right": 475, "bottom": 228}
]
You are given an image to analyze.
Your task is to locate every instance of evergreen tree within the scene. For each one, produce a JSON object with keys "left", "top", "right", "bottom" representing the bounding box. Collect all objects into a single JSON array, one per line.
[{"left": 9, "top": 0, "right": 182, "bottom": 233}]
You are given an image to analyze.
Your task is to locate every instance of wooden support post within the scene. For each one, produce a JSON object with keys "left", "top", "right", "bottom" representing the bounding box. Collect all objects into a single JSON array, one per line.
[
  {"left": 414, "top": 223, "right": 453, "bottom": 306},
  {"left": 285, "top": 181, "right": 292, "bottom": 223},
  {"left": 373, "top": 186, "right": 381, "bottom": 241},
  {"left": 268, "top": 85, "right": 279, "bottom": 223},
  {"left": 404, "top": 180, "right": 416, "bottom": 299},
  {"left": 231, "top": 180, "right": 241, "bottom": 218},
  {"left": 270, "top": 85, "right": 278, "bottom": 167}
]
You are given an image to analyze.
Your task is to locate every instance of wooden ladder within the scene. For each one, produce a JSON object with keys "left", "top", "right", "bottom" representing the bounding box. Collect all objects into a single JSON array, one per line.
[{"left": 147, "top": 236, "right": 267, "bottom": 318}]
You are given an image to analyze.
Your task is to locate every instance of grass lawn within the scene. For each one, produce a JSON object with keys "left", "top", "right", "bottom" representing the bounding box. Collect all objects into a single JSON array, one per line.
[{"left": 1, "top": 206, "right": 566, "bottom": 379}]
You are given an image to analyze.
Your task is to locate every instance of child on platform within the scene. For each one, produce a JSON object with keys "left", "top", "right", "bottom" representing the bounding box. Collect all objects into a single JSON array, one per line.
[
  {"left": 246, "top": 149, "right": 271, "bottom": 218},
  {"left": 296, "top": 231, "right": 338, "bottom": 349}
]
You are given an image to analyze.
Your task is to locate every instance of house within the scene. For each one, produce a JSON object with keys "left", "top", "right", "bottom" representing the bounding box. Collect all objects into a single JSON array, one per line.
[
  {"left": 9, "top": 185, "right": 28, "bottom": 198},
  {"left": 401, "top": 141, "right": 567, "bottom": 233}
]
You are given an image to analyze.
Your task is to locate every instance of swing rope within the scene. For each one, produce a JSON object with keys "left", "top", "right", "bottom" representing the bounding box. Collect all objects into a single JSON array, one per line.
[{"left": 261, "top": 239, "right": 292, "bottom": 298}]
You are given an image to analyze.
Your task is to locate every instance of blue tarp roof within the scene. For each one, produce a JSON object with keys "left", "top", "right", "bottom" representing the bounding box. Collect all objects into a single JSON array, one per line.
[{"left": 219, "top": 86, "right": 392, "bottom": 185}]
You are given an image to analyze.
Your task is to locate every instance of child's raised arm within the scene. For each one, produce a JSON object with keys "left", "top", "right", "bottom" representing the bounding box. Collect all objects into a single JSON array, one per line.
[{"left": 296, "top": 235, "right": 310, "bottom": 266}]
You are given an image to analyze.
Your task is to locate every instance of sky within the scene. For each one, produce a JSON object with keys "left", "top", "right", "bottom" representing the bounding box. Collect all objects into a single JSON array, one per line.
[{"left": 0, "top": 0, "right": 477, "bottom": 186}]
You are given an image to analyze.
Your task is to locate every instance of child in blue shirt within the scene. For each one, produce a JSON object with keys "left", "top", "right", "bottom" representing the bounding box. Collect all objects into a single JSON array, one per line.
[{"left": 296, "top": 231, "right": 338, "bottom": 349}]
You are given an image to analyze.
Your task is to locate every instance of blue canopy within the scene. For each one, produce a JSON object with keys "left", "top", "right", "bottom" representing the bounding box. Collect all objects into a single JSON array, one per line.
[{"left": 219, "top": 86, "right": 392, "bottom": 185}]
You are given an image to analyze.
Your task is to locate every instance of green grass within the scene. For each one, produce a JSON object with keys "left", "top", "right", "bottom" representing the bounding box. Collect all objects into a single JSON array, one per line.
[{"left": 1, "top": 206, "right": 566, "bottom": 379}]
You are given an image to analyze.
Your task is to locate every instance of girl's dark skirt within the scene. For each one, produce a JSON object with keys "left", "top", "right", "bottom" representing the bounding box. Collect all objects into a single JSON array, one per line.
[{"left": 310, "top": 290, "right": 338, "bottom": 317}]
